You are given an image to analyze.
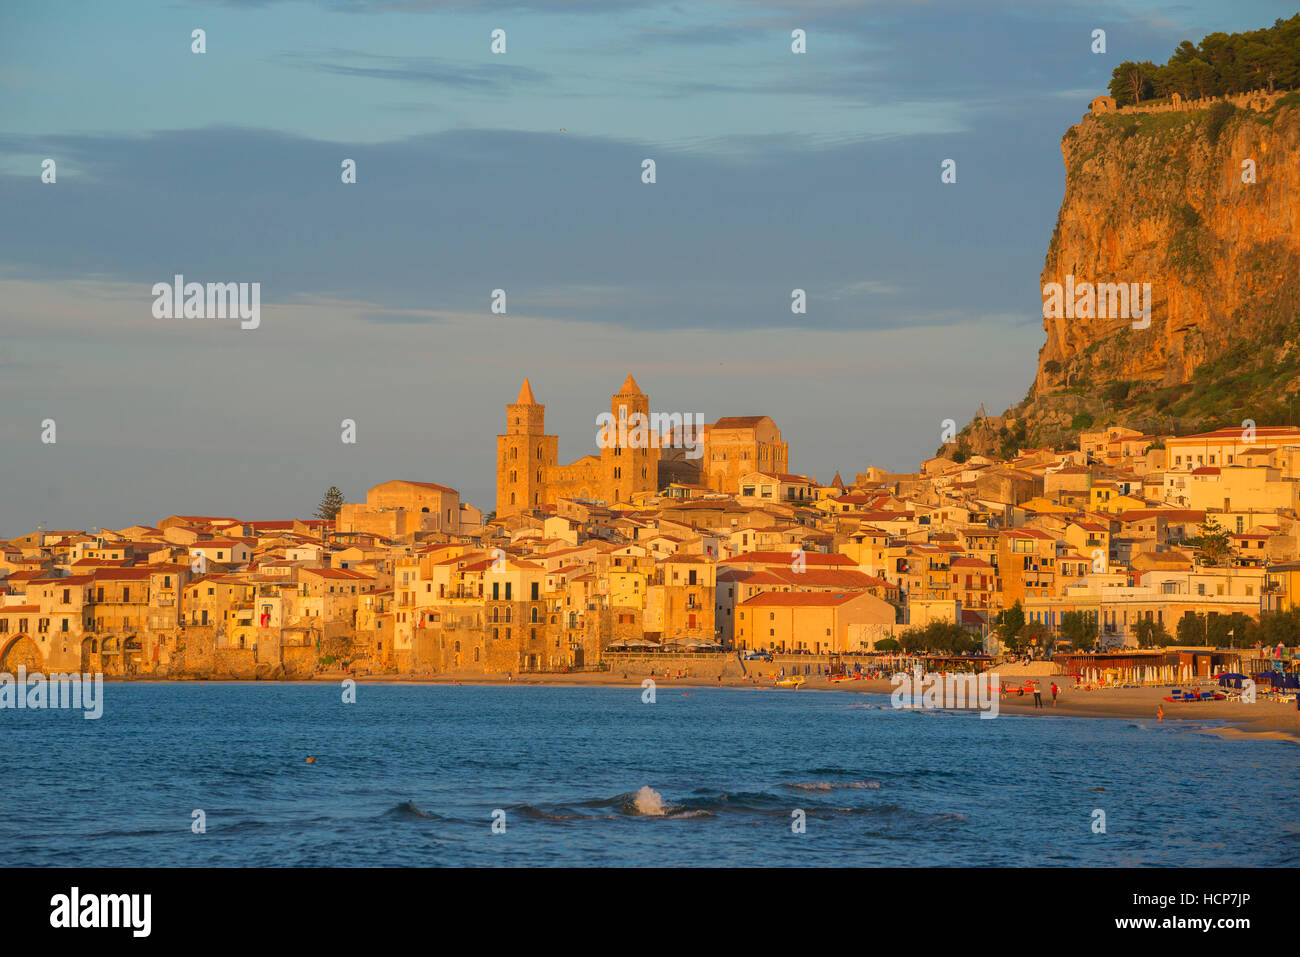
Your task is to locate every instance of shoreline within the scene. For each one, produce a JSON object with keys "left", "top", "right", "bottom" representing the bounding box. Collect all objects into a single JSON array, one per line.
[{"left": 98, "top": 671, "right": 1300, "bottom": 742}]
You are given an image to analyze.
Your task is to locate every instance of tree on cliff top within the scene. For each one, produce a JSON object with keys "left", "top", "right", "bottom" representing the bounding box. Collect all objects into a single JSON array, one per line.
[{"left": 1108, "top": 15, "right": 1300, "bottom": 105}]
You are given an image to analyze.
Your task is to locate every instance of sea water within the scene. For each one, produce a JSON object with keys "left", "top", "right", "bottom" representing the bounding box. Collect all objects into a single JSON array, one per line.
[{"left": 1, "top": 683, "right": 1294, "bottom": 867}]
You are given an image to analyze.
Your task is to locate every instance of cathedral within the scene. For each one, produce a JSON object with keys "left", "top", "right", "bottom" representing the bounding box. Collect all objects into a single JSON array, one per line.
[{"left": 495, "top": 376, "right": 789, "bottom": 517}]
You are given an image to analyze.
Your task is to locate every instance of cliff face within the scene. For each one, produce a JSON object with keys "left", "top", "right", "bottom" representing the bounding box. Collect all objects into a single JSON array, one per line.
[{"left": 961, "top": 91, "right": 1300, "bottom": 458}]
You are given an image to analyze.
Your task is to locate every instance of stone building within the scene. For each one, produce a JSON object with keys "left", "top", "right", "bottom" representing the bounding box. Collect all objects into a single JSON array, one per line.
[
  {"left": 337, "top": 479, "right": 462, "bottom": 540},
  {"left": 702, "top": 416, "right": 789, "bottom": 495}
]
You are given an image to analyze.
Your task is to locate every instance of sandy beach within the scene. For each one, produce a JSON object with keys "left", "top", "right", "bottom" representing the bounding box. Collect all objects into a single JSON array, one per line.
[{"left": 306, "top": 669, "right": 1300, "bottom": 743}]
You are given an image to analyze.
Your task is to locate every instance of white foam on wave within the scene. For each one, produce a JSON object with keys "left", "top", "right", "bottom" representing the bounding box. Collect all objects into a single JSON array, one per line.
[
  {"left": 787, "top": 780, "right": 881, "bottom": 791},
  {"left": 633, "top": 785, "right": 667, "bottom": 815}
]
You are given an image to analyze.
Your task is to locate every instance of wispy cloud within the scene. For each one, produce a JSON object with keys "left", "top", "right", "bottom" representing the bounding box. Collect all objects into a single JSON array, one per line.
[{"left": 277, "top": 49, "right": 549, "bottom": 90}]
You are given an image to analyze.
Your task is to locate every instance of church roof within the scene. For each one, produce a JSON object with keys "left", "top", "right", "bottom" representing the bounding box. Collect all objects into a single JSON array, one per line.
[
  {"left": 617, "top": 374, "right": 643, "bottom": 395},
  {"left": 516, "top": 378, "right": 538, "bottom": 405},
  {"left": 713, "top": 416, "right": 768, "bottom": 429}
]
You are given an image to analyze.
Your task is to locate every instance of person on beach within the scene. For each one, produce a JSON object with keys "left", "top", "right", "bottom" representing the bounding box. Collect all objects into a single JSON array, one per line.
[
  {"left": 1156, "top": 704, "right": 1164, "bottom": 722},
  {"left": 1050, "top": 682, "right": 1059, "bottom": 706},
  {"left": 1032, "top": 682, "right": 1043, "bottom": 708}
]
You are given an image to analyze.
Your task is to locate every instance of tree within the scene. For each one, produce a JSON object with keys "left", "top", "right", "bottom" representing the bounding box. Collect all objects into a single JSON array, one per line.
[
  {"left": 1259, "top": 608, "right": 1300, "bottom": 647},
  {"left": 1108, "top": 17, "right": 1300, "bottom": 104},
  {"left": 897, "top": 621, "right": 980, "bottom": 655},
  {"left": 997, "top": 601, "right": 1026, "bottom": 653},
  {"left": 1133, "top": 617, "right": 1173, "bottom": 648},
  {"left": 1176, "top": 612, "right": 1208, "bottom": 646},
  {"left": 1020, "top": 620, "right": 1051, "bottom": 654},
  {"left": 1060, "top": 610, "right": 1099, "bottom": 652},
  {"left": 315, "top": 486, "right": 346, "bottom": 521},
  {"left": 874, "top": 637, "right": 901, "bottom": 652},
  {"left": 1207, "top": 612, "right": 1257, "bottom": 647},
  {"left": 1194, "top": 517, "right": 1231, "bottom": 567},
  {"left": 1110, "top": 60, "right": 1157, "bottom": 104}
]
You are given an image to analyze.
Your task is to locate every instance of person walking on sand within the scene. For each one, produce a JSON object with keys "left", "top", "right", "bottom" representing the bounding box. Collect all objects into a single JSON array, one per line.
[
  {"left": 1050, "top": 682, "right": 1059, "bottom": 707},
  {"left": 1032, "top": 682, "right": 1043, "bottom": 708}
]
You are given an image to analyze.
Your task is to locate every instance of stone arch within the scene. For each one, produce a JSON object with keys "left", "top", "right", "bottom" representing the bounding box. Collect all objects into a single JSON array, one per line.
[
  {"left": 1, "top": 635, "right": 43, "bottom": 672},
  {"left": 80, "top": 637, "right": 99, "bottom": 673}
]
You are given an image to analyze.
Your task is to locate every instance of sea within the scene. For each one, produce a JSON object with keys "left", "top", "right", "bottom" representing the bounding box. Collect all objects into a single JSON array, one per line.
[{"left": 2, "top": 682, "right": 1296, "bottom": 867}]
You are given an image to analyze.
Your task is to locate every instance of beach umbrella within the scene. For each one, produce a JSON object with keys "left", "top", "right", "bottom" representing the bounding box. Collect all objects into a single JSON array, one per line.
[{"left": 610, "top": 637, "right": 660, "bottom": 649}]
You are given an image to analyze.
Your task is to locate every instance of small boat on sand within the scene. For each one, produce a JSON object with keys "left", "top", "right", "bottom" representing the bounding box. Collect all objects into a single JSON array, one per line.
[{"left": 775, "top": 676, "right": 806, "bottom": 689}]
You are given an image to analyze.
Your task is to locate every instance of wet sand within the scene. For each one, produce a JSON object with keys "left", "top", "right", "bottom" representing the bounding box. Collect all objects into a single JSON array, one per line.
[{"left": 319, "top": 670, "right": 1300, "bottom": 742}]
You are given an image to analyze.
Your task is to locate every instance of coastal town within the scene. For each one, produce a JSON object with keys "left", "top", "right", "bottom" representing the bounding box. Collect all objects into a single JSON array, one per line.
[{"left": 3, "top": 375, "right": 1299, "bottom": 696}]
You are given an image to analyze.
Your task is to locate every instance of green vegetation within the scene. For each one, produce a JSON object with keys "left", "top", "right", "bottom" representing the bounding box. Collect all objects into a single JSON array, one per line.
[
  {"left": 1166, "top": 226, "right": 1208, "bottom": 274},
  {"left": 1102, "top": 380, "right": 1132, "bottom": 404},
  {"left": 1108, "top": 16, "right": 1300, "bottom": 106},
  {"left": 1133, "top": 618, "right": 1174, "bottom": 648},
  {"left": 1205, "top": 101, "right": 1236, "bottom": 143},
  {"left": 1059, "top": 610, "right": 1099, "bottom": 652},
  {"left": 996, "top": 601, "right": 1026, "bottom": 653},
  {"left": 1025, "top": 311, "right": 1300, "bottom": 453},
  {"left": 896, "top": 621, "right": 981, "bottom": 655},
  {"left": 1190, "top": 516, "right": 1232, "bottom": 567},
  {"left": 1174, "top": 202, "right": 1201, "bottom": 229},
  {"left": 1019, "top": 620, "right": 1051, "bottom": 654},
  {"left": 1175, "top": 611, "right": 1259, "bottom": 646},
  {"left": 315, "top": 485, "right": 345, "bottom": 520}
]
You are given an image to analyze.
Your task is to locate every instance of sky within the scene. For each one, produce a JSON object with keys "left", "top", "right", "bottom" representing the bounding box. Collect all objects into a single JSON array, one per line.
[{"left": 0, "top": 0, "right": 1294, "bottom": 535}]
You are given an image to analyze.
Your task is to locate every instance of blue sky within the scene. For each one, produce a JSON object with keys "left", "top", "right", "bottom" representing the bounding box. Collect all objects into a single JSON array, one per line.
[{"left": 0, "top": 0, "right": 1294, "bottom": 535}]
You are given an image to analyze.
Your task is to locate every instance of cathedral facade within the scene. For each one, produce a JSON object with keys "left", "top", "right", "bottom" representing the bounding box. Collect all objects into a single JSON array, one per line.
[
  {"left": 495, "top": 376, "right": 788, "bottom": 516},
  {"left": 496, "top": 376, "right": 660, "bottom": 517}
]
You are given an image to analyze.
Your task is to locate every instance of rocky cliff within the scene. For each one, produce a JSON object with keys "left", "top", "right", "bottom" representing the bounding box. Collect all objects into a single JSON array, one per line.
[{"left": 958, "top": 90, "right": 1300, "bottom": 459}]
